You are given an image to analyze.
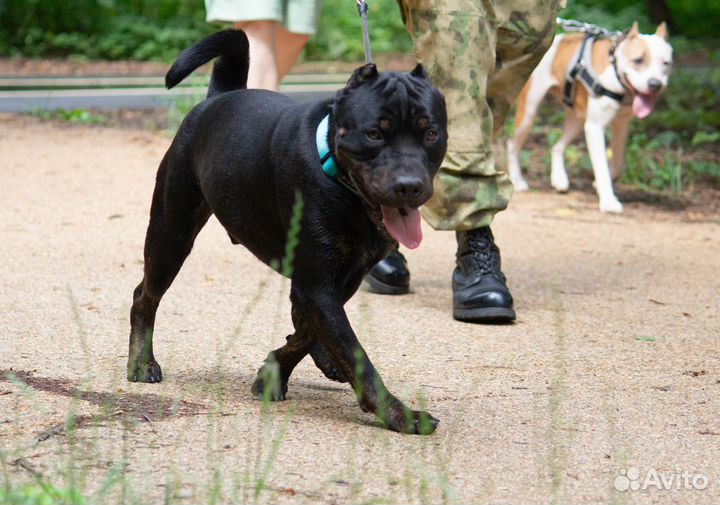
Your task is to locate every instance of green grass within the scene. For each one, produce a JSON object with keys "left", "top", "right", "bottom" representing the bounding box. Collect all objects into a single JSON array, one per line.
[
  {"left": 0, "top": 371, "right": 296, "bottom": 504},
  {"left": 269, "top": 190, "right": 304, "bottom": 278},
  {"left": 1, "top": 325, "right": 449, "bottom": 504},
  {"left": 27, "top": 108, "right": 107, "bottom": 126},
  {"left": 0, "top": 482, "right": 87, "bottom": 505},
  {"left": 634, "top": 336, "right": 656, "bottom": 342}
]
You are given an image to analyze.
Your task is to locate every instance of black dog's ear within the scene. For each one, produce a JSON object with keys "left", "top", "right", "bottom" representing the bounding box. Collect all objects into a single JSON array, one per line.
[
  {"left": 345, "top": 63, "right": 378, "bottom": 90},
  {"left": 410, "top": 63, "right": 429, "bottom": 81}
]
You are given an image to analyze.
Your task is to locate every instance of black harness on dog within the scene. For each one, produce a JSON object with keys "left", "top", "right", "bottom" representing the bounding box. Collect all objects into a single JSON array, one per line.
[{"left": 563, "top": 33, "right": 628, "bottom": 107}]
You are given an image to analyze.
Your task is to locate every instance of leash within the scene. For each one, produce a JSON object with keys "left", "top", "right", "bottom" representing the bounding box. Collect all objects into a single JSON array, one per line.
[
  {"left": 357, "top": 0, "right": 373, "bottom": 64},
  {"left": 556, "top": 17, "right": 622, "bottom": 38},
  {"left": 313, "top": 2, "right": 374, "bottom": 197},
  {"left": 312, "top": 1, "right": 374, "bottom": 197}
]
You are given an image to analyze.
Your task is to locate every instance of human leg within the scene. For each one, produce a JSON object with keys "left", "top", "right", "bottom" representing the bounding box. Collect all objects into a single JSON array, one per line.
[
  {"left": 367, "top": 1, "right": 499, "bottom": 298},
  {"left": 235, "top": 20, "right": 280, "bottom": 90},
  {"left": 275, "top": 26, "right": 311, "bottom": 80},
  {"left": 370, "top": 0, "right": 559, "bottom": 323},
  {"left": 205, "top": 0, "right": 286, "bottom": 89}
]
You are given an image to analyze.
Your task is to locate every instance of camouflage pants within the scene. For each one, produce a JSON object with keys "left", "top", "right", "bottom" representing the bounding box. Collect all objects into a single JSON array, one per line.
[{"left": 399, "top": 0, "right": 560, "bottom": 230}]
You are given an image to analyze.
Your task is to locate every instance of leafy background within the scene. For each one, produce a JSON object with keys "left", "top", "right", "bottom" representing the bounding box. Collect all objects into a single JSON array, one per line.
[{"left": 2, "top": 0, "right": 719, "bottom": 61}]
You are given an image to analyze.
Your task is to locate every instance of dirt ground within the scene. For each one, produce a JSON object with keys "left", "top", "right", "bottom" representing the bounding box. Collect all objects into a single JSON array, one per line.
[{"left": 1, "top": 114, "right": 719, "bottom": 504}]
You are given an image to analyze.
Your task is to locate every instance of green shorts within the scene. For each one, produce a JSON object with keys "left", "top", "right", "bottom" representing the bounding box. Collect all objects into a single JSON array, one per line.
[{"left": 205, "top": 0, "right": 322, "bottom": 35}]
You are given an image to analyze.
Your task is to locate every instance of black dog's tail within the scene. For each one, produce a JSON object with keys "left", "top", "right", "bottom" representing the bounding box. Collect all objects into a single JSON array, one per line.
[{"left": 165, "top": 30, "right": 249, "bottom": 98}]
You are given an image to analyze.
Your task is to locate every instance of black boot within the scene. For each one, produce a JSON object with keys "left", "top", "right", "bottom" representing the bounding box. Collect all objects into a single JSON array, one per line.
[
  {"left": 364, "top": 247, "right": 410, "bottom": 295},
  {"left": 453, "top": 227, "right": 516, "bottom": 323}
]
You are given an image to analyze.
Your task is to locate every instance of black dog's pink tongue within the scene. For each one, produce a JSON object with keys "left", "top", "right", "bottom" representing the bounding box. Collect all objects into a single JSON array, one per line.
[{"left": 381, "top": 206, "right": 422, "bottom": 249}]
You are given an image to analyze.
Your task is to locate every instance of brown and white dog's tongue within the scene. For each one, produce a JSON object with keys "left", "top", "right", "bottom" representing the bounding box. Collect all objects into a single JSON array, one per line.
[
  {"left": 381, "top": 206, "right": 422, "bottom": 249},
  {"left": 632, "top": 94, "right": 656, "bottom": 118}
]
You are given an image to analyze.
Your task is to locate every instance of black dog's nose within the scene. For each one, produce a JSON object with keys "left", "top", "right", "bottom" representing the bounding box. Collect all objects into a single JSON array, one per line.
[
  {"left": 393, "top": 176, "right": 424, "bottom": 198},
  {"left": 648, "top": 79, "right": 662, "bottom": 93}
]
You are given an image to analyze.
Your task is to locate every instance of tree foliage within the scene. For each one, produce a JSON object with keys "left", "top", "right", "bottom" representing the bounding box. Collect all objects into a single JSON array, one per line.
[{"left": 1, "top": 0, "right": 717, "bottom": 61}]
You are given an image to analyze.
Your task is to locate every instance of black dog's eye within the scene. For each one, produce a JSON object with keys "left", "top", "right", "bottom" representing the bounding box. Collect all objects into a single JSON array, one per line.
[
  {"left": 366, "top": 129, "right": 382, "bottom": 141},
  {"left": 424, "top": 130, "right": 438, "bottom": 142}
]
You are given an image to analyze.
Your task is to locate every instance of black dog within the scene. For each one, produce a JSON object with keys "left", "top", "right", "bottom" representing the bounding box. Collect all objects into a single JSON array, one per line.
[{"left": 127, "top": 30, "right": 447, "bottom": 434}]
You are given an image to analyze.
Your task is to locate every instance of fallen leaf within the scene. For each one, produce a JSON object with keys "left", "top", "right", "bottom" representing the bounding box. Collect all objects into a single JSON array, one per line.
[
  {"left": 555, "top": 208, "right": 577, "bottom": 217},
  {"left": 634, "top": 336, "right": 656, "bottom": 342}
]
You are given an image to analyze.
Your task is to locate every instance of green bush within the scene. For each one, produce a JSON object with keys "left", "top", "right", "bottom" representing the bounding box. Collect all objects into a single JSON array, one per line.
[
  {"left": 622, "top": 66, "right": 720, "bottom": 191},
  {"left": 560, "top": 0, "right": 720, "bottom": 37},
  {"left": 305, "top": 0, "right": 412, "bottom": 61},
  {"left": 0, "top": 0, "right": 212, "bottom": 60},
  {"left": 559, "top": 2, "right": 651, "bottom": 33},
  {"left": 667, "top": 0, "right": 720, "bottom": 38},
  {"left": 638, "top": 67, "right": 720, "bottom": 135},
  {"left": 1, "top": 0, "right": 718, "bottom": 61},
  {"left": 0, "top": 0, "right": 410, "bottom": 61}
]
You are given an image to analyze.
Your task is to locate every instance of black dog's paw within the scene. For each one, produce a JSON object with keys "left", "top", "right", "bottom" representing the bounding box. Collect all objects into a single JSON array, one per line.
[
  {"left": 251, "top": 364, "right": 287, "bottom": 402},
  {"left": 384, "top": 408, "right": 439, "bottom": 435},
  {"left": 309, "top": 343, "right": 350, "bottom": 383},
  {"left": 127, "top": 360, "right": 162, "bottom": 383}
]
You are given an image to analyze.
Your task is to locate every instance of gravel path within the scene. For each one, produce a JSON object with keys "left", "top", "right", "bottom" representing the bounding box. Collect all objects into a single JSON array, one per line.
[{"left": 1, "top": 115, "right": 718, "bottom": 504}]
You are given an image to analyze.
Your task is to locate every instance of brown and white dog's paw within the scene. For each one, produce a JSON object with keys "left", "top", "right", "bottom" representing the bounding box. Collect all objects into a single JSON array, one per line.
[
  {"left": 512, "top": 179, "right": 530, "bottom": 193},
  {"left": 550, "top": 171, "right": 570, "bottom": 193},
  {"left": 510, "top": 176, "right": 530, "bottom": 192},
  {"left": 599, "top": 197, "right": 624, "bottom": 214}
]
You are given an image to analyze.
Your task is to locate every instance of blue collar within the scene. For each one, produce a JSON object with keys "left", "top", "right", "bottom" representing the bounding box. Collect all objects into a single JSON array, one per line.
[
  {"left": 315, "top": 114, "right": 361, "bottom": 197},
  {"left": 315, "top": 114, "right": 338, "bottom": 178}
]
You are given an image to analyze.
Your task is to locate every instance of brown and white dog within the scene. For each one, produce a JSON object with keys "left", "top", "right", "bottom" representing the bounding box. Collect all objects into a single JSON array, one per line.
[{"left": 507, "top": 22, "right": 673, "bottom": 213}]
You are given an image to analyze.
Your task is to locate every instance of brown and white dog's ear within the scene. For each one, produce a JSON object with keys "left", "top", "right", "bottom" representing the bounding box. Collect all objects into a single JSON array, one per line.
[
  {"left": 628, "top": 21, "right": 640, "bottom": 39},
  {"left": 655, "top": 21, "right": 669, "bottom": 40}
]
